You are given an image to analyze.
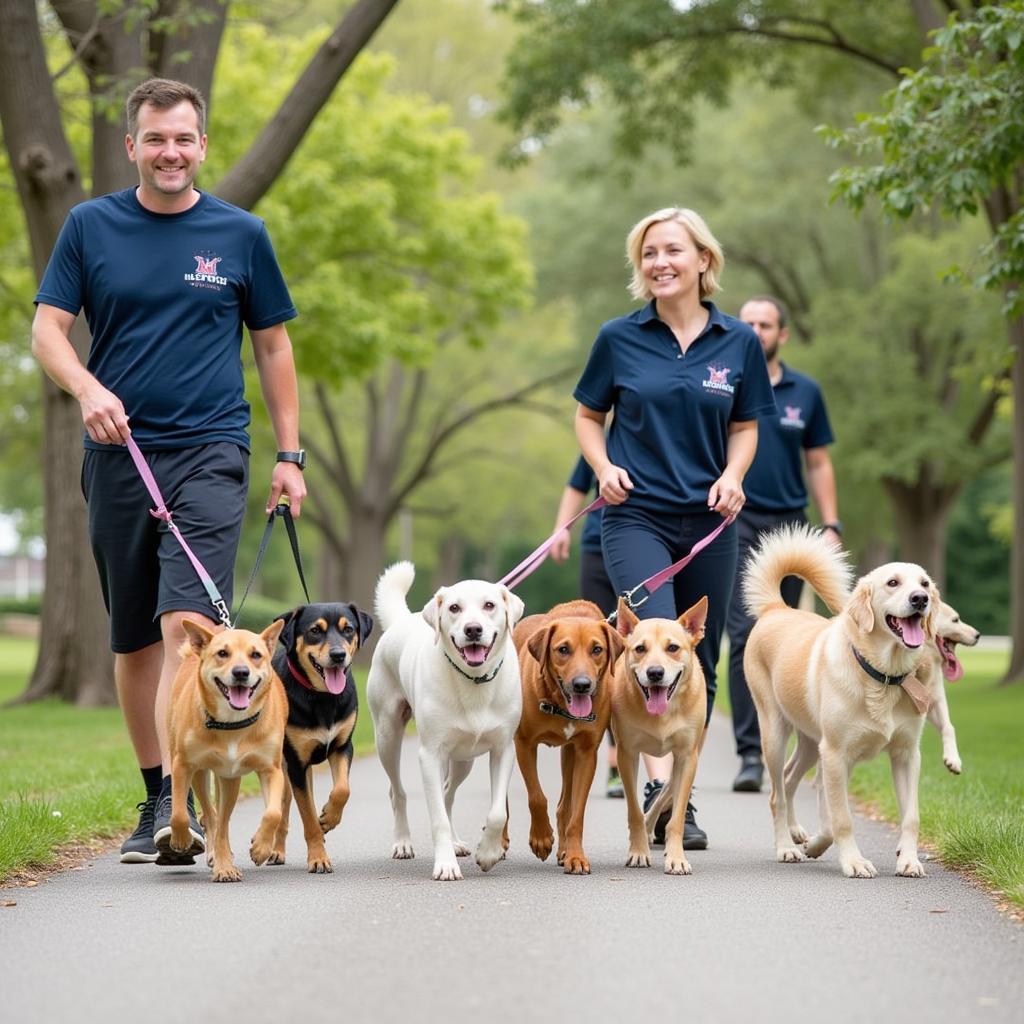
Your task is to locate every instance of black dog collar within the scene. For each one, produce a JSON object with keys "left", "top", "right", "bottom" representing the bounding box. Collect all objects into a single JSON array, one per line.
[
  {"left": 850, "top": 645, "right": 907, "bottom": 686},
  {"left": 205, "top": 709, "right": 262, "bottom": 730},
  {"left": 443, "top": 651, "right": 504, "bottom": 684},
  {"left": 538, "top": 700, "right": 597, "bottom": 724}
]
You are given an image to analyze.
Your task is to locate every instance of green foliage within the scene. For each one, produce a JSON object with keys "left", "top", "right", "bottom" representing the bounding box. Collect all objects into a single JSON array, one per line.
[{"left": 824, "top": 2, "right": 1024, "bottom": 313}]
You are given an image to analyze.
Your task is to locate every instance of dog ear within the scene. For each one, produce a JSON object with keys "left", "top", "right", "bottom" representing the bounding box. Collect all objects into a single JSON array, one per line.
[
  {"left": 601, "top": 621, "right": 625, "bottom": 664},
  {"left": 500, "top": 586, "right": 525, "bottom": 631},
  {"left": 422, "top": 590, "right": 445, "bottom": 644},
  {"left": 275, "top": 607, "right": 302, "bottom": 651},
  {"left": 352, "top": 605, "right": 374, "bottom": 643},
  {"left": 527, "top": 623, "right": 555, "bottom": 663},
  {"left": 922, "top": 580, "right": 941, "bottom": 640},
  {"left": 182, "top": 618, "right": 215, "bottom": 654},
  {"left": 261, "top": 617, "right": 285, "bottom": 652},
  {"left": 678, "top": 596, "right": 708, "bottom": 642},
  {"left": 846, "top": 579, "right": 875, "bottom": 633},
  {"left": 615, "top": 597, "right": 639, "bottom": 638}
]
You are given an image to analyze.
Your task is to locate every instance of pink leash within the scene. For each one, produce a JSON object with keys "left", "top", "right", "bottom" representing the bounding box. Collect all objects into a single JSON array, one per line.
[{"left": 124, "top": 435, "right": 232, "bottom": 628}]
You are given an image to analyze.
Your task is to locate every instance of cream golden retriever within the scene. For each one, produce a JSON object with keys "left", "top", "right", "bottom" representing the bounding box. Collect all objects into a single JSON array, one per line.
[{"left": 743, "top": 525, "right": 939, "bottom": 879}]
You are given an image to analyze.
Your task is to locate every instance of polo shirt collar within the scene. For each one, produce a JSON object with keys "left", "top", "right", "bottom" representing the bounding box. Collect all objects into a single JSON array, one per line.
[
  {"left": 774, "top": 362, "right": 794, "bottom": 388},
  {"left": 635, "top": 299, "right": 727, "bottom": 329}
]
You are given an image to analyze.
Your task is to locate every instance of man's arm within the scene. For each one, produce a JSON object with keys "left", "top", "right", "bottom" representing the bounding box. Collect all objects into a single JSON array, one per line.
[
  {"left": 31, "top": 304, "right": 131, "bottom": 445},
  {"left": 251, "top": 323, "right": 306, "bottom": 516},
  {"left": 805, "top": 446, "right": 841, "bottom": 543}
]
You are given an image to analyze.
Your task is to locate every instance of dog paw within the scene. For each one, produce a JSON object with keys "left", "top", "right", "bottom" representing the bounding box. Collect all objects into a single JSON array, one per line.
[
  {"left": 944, "top": 756, "right": 962, "bottom": 775},
  {"left": 626, "top": 850, "right": 651, "bottom": 868},
  {"left": 266, "top": 849, "right": 286, "bottom": 866},
  {"left": 308, "top": 855, "right": 333, "bottom": 874},
  {"left": 433, "top": 860, "right": 463, "bottom": 881},
  {"left": 528, "top": 829, "right": 554, "bottom": 862},
  {"left": 453, "top": 840, "right": 471, "bottom": 857},
  {"left": 896, "top": 856, "right": 926, "bottom": 878},
  {"left": 562, "top": 853, "right": 590, "bottom": 875},
  {"left": 318, "top": 809, "right": 341, "bottom": 834},
  {"left": 170, "top": 826, "right": 194, "bottom": 854},
  {"left": 212, "top": 864, "right": 242, "bottom": 883},
  {"left": 789, "top": 825, "right": 810, "bottom": 844},
  {"left": 664, "top": 854, "right": 692, "bottom": 876},
  {"left": 206, "top": 850, "right": 215, "bottom": 868},
  {"left": 841, "top": 854, "right": 877, "bottom": 879},
  {"left": 804, "top": 833, "right": 833, "bottom": 859},
  {"left": 777, "top": 845, "right": 807, "bottom": 863},
  {"left": 476, "top": 836, "right": 504, "bottom": 873},
  {"left": 392, "top": 839, "right": 415, "bottom": 859}
]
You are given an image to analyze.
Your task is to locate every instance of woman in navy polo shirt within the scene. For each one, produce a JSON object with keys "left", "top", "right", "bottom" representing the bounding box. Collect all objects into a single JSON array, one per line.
[{"left": 574, "top": 207, "right": 775, "bottom": 849}]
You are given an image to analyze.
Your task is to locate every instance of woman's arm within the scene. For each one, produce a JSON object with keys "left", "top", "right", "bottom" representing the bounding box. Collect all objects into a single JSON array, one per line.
[
  {"left": 575, "top": 405, "right": 633, "bottom": 504},
  {"left": 707, "top": 419, "right": 758, "bottom": 517}
]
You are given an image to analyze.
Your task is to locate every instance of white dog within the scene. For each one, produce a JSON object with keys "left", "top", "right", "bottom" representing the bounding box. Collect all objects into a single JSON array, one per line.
[{"left": 367, "top": 562, "right": 524, "bottom": 881}]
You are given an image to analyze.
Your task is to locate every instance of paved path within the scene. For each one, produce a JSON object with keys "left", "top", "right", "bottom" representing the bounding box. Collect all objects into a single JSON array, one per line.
[{"left": 2, "top": 714, "right": 1020, "bottom": 1024}]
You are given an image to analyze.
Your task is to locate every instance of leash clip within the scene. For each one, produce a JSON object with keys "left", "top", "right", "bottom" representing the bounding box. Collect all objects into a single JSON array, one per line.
[
  {"left": 212, "top": 598, "right": 232, "bottom": 629},
  {"left": 605, "top": 585, "right": 649, "bottom": 627}
]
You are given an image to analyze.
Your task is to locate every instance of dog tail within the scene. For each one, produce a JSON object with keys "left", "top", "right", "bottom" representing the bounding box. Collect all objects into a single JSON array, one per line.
[
  {"left": 375, "top": 560, "right": 417, "bottom": 632},
  {"left": 743, "top": 524, "right": 853, "bottom": 619}
]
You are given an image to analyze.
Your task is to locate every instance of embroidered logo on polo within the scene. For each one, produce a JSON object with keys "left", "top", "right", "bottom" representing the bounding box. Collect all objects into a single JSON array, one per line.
[
  {"left": 781, "top": 405, "right": 805, "bottom": 429},
  {"left": 184, "top": 252, "right": 228, "bottom": 290},
  {"left": 702, "top": 364, "right": 735, "bottom": 395}
]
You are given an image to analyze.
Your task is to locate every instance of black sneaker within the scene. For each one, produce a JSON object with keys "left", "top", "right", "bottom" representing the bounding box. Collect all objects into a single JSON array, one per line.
[
  {"left": 606, "top": 767, "right": 624, "bottom": 799},
  {"left": 733, "top": 754, "right": 764, "bottom": 793},
  {"left": 683, "top": 801, "right": 708, "bottom": 850},
  {"left": 153, "top": 788, "right": 204, "bottom": 865},
  {"left": 120, "top": 796, "right": 158, "bottom": 864},
  {"left": 643, "top": 779, "right": 670, "bottom": 846}
]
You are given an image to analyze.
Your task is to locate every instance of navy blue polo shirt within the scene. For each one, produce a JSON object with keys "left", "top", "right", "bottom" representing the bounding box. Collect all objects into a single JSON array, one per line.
[
  {"left": 574, "top": 300, "right": 776, "bottom": 513},
  {"left": 743, "top": 363, "right": 835, "bottom": 512},
  {"left": 36, "top": 188, "right": 297, "bottom": 452},
  {"left": 567, "top": 455, "right": 603, "bottom": 553}
]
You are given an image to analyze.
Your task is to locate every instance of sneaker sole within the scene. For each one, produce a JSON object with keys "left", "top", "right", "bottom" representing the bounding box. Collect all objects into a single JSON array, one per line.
[
  {"left": 120, "top": 850, "right": 159, "bottom": 864},
  {"left": 153, "top": 825, "right": 205, "bottom": 862},
  {"left": 683, "top": 836, "right": 709, "bottom": 851},
  {"left": 732, "top": 779, "right": 763, "bottom": 792}
]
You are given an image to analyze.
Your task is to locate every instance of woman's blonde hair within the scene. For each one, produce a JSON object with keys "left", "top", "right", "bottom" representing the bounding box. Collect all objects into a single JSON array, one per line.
[{"left": 625, "top": 207, "right": 724, "bottom": 301}]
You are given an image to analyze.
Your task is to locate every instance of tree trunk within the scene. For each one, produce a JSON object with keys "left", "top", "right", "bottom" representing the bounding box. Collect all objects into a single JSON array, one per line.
[
  {"left": 1002, "top": 314, "right": 1024, "bottom": 684},
  {"left": 882, "top": 474, "right": 960, "bottom": 590},
  {"left": 340, "top": 511, "right": 388, "bottom": 615}
]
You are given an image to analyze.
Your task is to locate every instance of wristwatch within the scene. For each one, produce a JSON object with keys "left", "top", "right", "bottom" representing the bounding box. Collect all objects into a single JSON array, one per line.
[
  {"left": 822, "top": 521, "right": 843, "bottom": 535},
  {"left": 276, "top": 449, "right": 306, "bottom": 471}
]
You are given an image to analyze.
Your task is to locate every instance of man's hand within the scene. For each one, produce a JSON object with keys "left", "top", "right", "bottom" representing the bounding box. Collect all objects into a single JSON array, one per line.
[
  {"left": 80, "top": 380, "right": 131, "bottom": 445},
  {"left": 267, "top": 462, "right": 306, "bottom": 517}
]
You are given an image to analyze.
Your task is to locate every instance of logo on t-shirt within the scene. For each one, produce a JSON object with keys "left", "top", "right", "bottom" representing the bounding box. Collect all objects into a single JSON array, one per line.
[
  {"left": 781, "top": 405, "right": 805, "bottom": 429},
  {"left": 702, "top": 364, "right": 735, "bottom": 395},
  {"left": 184, "top": 252, "right": 228, "bottom": 290}
]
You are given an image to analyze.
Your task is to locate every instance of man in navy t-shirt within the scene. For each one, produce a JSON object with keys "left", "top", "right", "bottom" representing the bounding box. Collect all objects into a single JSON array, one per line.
[
  {"left": 31, "top": 78, "right": 306, "bottom": 866},
  {"left": 726, "top": 296, "right": 841, "bottom": 793}
]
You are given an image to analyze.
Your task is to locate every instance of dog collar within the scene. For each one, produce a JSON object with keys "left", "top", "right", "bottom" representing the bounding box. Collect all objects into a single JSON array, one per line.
[
  {"left": 286, "top": 656, "right": 317, "bottom": 691},
  {"left": 850, "top": 645, "right": 907, "bottom": 686},
  {"left": 443, "top": 651, "right": 504, "bottom": 684},
  {"left": 205, "top": 709, "right": 262, "bottom": 730},
  {"left": 538, "top": 700, "right": 596, "bottom": 724}
]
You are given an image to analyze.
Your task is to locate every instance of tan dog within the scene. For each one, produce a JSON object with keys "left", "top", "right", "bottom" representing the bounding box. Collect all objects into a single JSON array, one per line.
[
  {"left": 162, "top": 620, "right": 287, "bottom": 882},
  {"left": 743, "top": 524, "right": 939, "bottom": 879},
  {"left": 610, "top": 596, "right": 708, "bottom": 876},
  {"left": 510, "top": 599, "right": 624, "bottom": 874}
]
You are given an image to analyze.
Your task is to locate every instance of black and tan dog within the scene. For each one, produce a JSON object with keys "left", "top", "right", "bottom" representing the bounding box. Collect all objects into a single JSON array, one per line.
[{"left": 269, "top": 602, "right": 374, "bottom": 872}]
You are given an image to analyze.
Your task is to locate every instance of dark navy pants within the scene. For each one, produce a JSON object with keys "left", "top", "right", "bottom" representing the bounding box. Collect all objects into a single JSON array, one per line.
[
  {"left": 725, "top": 507, "right": 807, "bottom": 756},
  {"left": 601, "top": 503, "right": 738, "bottom": 725}
]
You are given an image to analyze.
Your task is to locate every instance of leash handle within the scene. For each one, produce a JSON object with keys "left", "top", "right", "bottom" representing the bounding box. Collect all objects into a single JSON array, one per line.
[
  {"left": 232, "top": 503, "right": 311, "bottom": 627},
  {"left": 125, "top": 436, "right": 232, "bottom": 628},
  {"left": 498, "top": 496, "right": 607, "bottom": 589}
]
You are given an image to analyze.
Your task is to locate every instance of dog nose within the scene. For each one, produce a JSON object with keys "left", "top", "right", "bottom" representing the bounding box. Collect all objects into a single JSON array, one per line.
[
  {"left": 464, "top": 622, "right": 483, "bottom": 642},
  {"left": 231, "top": 666, "right": 250, "bottom": 682},
  {"left": 909, "top": 590, "right": 929, "bottom": 611},
  {"left": 645, "top": 665, "right": 665, "bottom": 683},
  {"left": 570, "top": 675, "right": 593, "bottom": 694},
  {"left": 328, "top": 646, "right": 346, "bottom": 665}
]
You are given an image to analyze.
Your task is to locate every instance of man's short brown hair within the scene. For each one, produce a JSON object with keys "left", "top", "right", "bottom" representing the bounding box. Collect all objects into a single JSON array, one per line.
[{"left": 126, "top": 78, "right": 207, "bottom": 138}]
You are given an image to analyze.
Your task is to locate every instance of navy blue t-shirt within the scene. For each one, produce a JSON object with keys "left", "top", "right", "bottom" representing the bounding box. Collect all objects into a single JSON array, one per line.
[
  {"left": 35, "top": 188, "right": 297, "bottom": 451},
  {"left": 743, "top": 364, "right": 834, "bottom": 512},
  {"left": 573, "top": 300, "right": 776, "bottom": 513},
  {"left": 567, "top": 455, "right": 603, "bottom": 553}
]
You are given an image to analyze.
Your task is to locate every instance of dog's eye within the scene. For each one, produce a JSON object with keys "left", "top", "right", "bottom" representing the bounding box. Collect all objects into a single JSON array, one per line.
[
  {"left": 556, "top": 644, "right": 571, "bottom": 656},
  {"left": 250, "top": 650, "right": 262, "bottom": 661},
  {"left": 341, "top": 625, "right": 354, "bottom": 637},
  {"left": 217, "top": 648, "right": 229, "bottom": 658},
  {"left": 448, "top": 603, "right": 460, "bottom": 614},
  {"left": 483, "top": 600, "right": 496, "bottom": 611},
  {"left": 666, "top": 643, "right": 680, "bottom": 653},
  {"left": 887, "top": 578, "right": 899, "bottom": 588},
  {"left": 591, "top": 645, "right": 603, "bottom": 656},
  {"left": 309, "top": 625, "right": 323, "bottom": 637},
  {"left": 953, "top": 616, "right": 960, "bottom": 623},
  {"left": 634, "top": 643, "right": 647, "bottom": 654}
]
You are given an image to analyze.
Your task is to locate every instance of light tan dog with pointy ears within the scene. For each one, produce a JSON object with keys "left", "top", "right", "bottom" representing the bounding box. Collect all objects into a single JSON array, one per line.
[
  {"left": 160, "top": 619, "right": 287, "bottom": 882},
  {"left": 609, "top": 595, "right": 709, "bottom": 876},
  {"left": 743, "top": 524, "right": 939, "bottom": 879}
]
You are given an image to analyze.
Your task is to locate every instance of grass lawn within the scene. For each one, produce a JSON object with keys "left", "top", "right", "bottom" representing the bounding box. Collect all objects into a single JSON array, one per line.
[{"left": 0, "top": 636, "right": 376, "bottom": 882}]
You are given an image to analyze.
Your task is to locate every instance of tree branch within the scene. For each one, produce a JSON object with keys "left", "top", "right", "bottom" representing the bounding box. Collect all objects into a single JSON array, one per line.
[{"left": 310, "top": 380, "right": 357, "bottom": 504}]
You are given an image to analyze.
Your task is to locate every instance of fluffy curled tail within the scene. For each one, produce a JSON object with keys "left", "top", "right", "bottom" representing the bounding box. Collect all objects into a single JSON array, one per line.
[
  {"left": 374, "top": 561, "right": 416, "bottom": 632},
  {"left": 743, "top": 524, "right": 853, "bottom": 619}
]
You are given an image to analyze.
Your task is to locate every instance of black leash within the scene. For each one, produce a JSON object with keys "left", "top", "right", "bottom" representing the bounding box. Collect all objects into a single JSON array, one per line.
[{"left": 233, "top": 503, "right": 311, "bottom": 627}]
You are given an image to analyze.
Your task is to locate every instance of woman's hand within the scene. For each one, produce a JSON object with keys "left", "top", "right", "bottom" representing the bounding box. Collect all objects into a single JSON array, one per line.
[
  {"left": 707, "top": 472, "right": 744, "bottom": 517},
  {"left": 599, "top": 464, "right": 634, "bottom": 505}
]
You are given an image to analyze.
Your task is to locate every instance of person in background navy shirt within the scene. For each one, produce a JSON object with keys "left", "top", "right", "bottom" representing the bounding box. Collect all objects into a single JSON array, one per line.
[
  {"left": 550, "top": 455, "right": 622, "bottom": 797},
  {"left": 726, "top": 296, "right": 841, "bottom": 794},
  {"left": 574, "top": 207, "right": 775, "bottom": 850},
  {"left": 31, "top": 79, "right": 306, "bottom": 868}
]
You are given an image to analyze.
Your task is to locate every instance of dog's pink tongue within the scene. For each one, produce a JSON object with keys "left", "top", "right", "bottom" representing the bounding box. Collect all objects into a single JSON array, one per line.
[
  {"left": 942, "top": 648, "right": 964, "bottom": 682},
  {"left": 645, "top": 687, "right": 670, "bottom": 716},
  {"left": 228, "top": 685, "right": 251, "bottom": 710},
  {"left": 900, "top": 616, "right": 925, "bottom": 648},
  {"left": 324, "top": 666, "right": 347, "bottom": 695},
  {"left": 463, "top": 645, "right": 488, "bottom": 667},
  {"left": 568, "top": 694, "right": 592, "bottom": 719}
]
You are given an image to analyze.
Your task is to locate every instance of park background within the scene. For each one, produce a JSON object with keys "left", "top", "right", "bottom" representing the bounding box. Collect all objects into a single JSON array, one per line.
[{"left": 0, "top": 0, "right": 1021, "bottom": 905}]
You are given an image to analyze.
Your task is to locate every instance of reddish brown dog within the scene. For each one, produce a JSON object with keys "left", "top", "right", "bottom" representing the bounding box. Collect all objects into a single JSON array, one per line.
[{"left": 509, "top": 599, "right": 624, "bottom": 874}]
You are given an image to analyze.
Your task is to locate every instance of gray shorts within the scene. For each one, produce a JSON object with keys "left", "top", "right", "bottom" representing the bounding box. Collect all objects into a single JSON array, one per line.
[{"left": 82, "top": 442, "right": 249, "bottom": 653}]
